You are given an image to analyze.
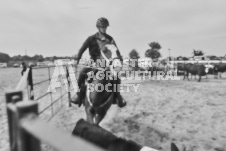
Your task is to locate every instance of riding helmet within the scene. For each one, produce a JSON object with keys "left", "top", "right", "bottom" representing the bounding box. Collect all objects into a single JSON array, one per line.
[{"left": 96, "top": 17, "right": 109, "bottom": 27}]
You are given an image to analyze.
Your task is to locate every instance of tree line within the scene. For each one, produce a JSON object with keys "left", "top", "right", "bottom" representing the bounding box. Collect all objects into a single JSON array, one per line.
[
  {"left": 1, "top": 44, "right": 225, "bottom": 63},
  {"left": 0, "top": 52, "right": 72, "bottom": 63},
  {"left": 129, "top": 42, "right": 226, "bottom": 61}
]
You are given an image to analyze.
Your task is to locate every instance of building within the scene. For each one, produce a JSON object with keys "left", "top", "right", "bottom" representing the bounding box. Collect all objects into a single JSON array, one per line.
[{"left": 0, "top": 63, "right": 7, "bottom": 68}]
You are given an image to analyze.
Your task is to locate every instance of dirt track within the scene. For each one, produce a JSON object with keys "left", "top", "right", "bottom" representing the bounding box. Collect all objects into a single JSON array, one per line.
[{"left": 52, "top": 75, "right": 226, "bottom": 151}]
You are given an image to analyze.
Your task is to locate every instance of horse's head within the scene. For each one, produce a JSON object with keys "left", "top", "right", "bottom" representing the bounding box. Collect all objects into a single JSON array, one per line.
[{"left": 100, "top": 44, "right": 122, "bottom": 78}]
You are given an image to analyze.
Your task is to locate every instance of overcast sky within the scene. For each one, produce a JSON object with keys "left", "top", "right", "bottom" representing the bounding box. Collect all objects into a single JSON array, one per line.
[{"left": 0, "top": 0, "right": 226, "bottom": 58}]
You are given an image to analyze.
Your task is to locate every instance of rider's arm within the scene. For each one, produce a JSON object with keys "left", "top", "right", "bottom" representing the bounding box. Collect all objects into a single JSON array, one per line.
[
  {"left": 111, "top": 39, "right": 123, "bottom": 62},
  {"left": 76, "top": 37, "right": 90, "bottom": 64}
]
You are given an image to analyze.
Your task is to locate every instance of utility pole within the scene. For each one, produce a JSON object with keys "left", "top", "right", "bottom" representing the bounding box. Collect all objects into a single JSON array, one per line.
[{"left": 168, "top": 48, "right": 171, "bottom": 60}]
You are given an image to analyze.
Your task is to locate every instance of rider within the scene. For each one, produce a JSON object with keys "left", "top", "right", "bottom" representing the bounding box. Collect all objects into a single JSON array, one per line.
[
  {"left": 21, "top": 61, "right": 27, "bottom": 76},
  {"left": 72, "top": 17, "right": 126, "bottom": 108}
]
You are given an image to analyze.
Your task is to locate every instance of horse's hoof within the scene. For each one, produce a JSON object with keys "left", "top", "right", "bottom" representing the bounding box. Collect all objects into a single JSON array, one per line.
[
  {"left": 117, "top": 100, "right": 126, "bottom": 108},
  {"left": 71, "top": 100, "right": 78, "bottom": 104},
  {"left": 71, "top": 101, "right": 82, "bottom": 108},
  {"left": 71, "top": 98, "right": 81, "bottom": 107}
]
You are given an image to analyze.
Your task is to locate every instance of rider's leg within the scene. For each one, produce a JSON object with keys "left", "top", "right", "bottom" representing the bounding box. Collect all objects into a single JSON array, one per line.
[
  {"left": 113, "top": 76, "right": 126, "bottom": 108},
  {"left": 72, "top": 67, "right": 92, "bottom": 107}
]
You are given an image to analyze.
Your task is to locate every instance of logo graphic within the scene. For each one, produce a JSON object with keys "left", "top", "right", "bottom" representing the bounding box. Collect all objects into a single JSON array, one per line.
[{"left": 47, "top": 59, "right": 180, "bottom": 93}]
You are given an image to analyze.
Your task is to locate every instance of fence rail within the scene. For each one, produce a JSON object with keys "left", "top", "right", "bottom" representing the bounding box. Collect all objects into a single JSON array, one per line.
[
  {"left": 169, "top": 60, "right": 226, "bottom": 64},
  {"left": 29, "top": 65, "right": 76, "bottom": 119}
]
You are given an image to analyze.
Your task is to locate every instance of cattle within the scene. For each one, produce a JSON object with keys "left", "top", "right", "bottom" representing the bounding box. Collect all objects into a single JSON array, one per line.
[
  {"left": 177, "top": 63, "right": 186, "bottom": 76},
  {"left": 213, "top": 63, "right": 226, "bottom": 78},
  {"left": 183, "top": 63, "right": 208, "bottom": 82},
  {"left": 72, "top": 118, "right": 179, "bottom": 151},
  {"left": 177, "top": 63, "right": 185, "bottom": 71},
  {"left": 177, "top": 63, "right": 203, "bottom": 80}
]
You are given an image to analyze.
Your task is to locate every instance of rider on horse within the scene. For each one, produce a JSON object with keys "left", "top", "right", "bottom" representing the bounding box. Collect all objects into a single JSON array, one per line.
[{"left": 72, "top": 17, "right": 126, "bottom": 108}]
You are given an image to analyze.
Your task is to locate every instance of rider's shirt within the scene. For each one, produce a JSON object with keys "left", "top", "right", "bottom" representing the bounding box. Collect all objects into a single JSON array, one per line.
[{"left": 77, "top": 32, "right": 122, "bottom": 63}]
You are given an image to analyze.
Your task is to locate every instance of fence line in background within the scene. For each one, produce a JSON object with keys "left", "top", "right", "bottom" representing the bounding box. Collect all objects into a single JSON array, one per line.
[
  {"left": 28, "top": 65, "right": 79, "bottom": 121},
  {"left": 168, "top": 60, "right": 226, "bottom": 64}
]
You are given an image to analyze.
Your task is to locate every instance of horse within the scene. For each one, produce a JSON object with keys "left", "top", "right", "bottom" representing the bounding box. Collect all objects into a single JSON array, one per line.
[{"left": 80, "top": 44, "right": 121, "bottom": 125}]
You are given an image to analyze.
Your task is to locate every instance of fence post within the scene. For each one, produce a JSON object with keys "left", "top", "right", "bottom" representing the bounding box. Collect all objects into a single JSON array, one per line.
[
  {"left": 6, "top": 91, "right": 23, "bottom": 151},
  {"left": 16, "top": 101, "right": 40, "bottom": 151},
  {"left": 28, "top": 66, "right": 34, "bottom": 100},
  {"left": 66, "top": 66, "right": 72, "bottom": 107}
]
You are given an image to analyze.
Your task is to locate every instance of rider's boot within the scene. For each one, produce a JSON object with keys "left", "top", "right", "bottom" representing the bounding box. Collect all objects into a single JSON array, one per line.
[
  {"left": 115, "top": 92, "right": 126, "bottom": 108},
  {"left": 71, "top": 67, "right": 91, "bottom": 107},
  {"left": 112, "top": 74, "right": 126, "bottom": 108}
]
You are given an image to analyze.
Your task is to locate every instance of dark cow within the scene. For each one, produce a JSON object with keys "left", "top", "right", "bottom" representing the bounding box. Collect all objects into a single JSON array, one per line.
[
  {"left": 177, "top": 63, "right": 204, "bottom": 80},
  {"left": 213, "top": 63, "right": 226, "bottom": 78},
  {"left": 72, "top": 118, "right": 179, "bottom": 151},
  {"left": 177, "top": 63, "right": 186, "bottom": 71},
  {"left": 183, "top": 63, "right": 207, "bottom": 82},
  {"left": 177, "top": 63, "right": 187, "bottom": 76}
]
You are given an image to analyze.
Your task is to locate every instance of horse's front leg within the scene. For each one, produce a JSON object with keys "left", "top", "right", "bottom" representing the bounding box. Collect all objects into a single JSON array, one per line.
[
  {"left": 85, "top": 106, "right": 94, "bottom": 124},
  {"left": 94, "top": 112, "right": 106, "bottom": 125}
]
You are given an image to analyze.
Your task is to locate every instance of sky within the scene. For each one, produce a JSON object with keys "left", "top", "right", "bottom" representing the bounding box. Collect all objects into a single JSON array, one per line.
[{"left": 0, "top": 0, "right": 226, "bottom": 59}]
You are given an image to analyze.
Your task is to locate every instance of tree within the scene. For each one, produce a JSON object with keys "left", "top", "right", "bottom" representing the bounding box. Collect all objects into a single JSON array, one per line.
[
  {"left": 0, "top": 52, "right": 10, "bottom": 62},
  {"left": 145, "top": 42, "right": 162, "bottom": 59},
  {"left": 31, "top": 54, "right": 44, "bottom": 61},
  {"left": 145, "top": 49, "right": 161, "bottom": 59},
  {"left": 128, "top": 49, "right": 140, "bottom": 70},
  {"left": 183, "top": 57, "right": 189, "bottom": 60},
  {"left": 208, "top": 55, "right": 220, "bottom": 60},
  {"left": 37, "top": 55, "right": 44, "bottom": 62},
  {"left": 22, "top": 55, "right": 31, "bottom": 60},
  {"left": 129, "top": 49, "right": 140, "bottom": 59},
  {"left": 11, "top": 55, "right": 22, "bottom": 61},
  {"left": 148, "top": 42, "right": 162, "bottom": 50}
]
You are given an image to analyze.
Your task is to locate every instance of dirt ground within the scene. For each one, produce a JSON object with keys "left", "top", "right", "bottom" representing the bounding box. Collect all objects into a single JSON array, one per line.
[{"left": 1, "top": 68, "right": 226, "bottom": 151}]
